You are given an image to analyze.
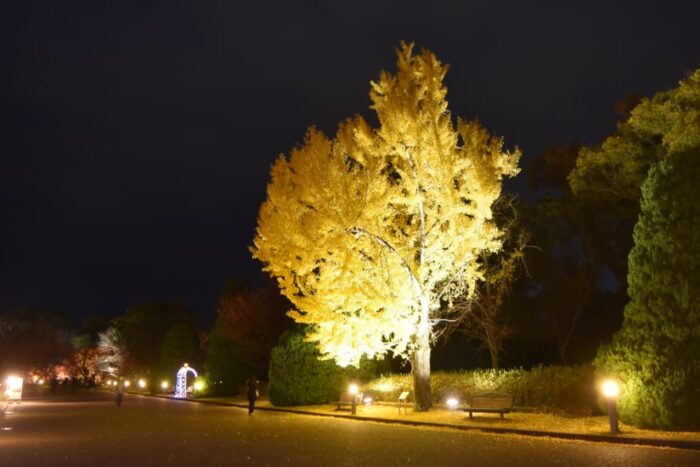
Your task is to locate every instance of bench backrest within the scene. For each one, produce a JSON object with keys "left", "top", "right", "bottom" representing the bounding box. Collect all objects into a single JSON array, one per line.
[
  {"left": 469, "top": 392, "right": 513, "bottom": 409},
  {"left": 339, "top": 391, "right": 363, "bottom": 403}
]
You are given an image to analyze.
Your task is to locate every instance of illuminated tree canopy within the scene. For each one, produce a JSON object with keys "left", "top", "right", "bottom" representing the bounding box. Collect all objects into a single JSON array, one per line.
[
  {"left": 251, "top": 43, "right": 519, "bottom": 410},
  {"left": 569, "top": 68, "right": 699, "bottom": 202}
]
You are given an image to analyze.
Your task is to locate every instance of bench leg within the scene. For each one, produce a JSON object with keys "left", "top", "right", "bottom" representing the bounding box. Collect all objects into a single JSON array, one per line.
[
  {"left": 500, "top": 412, "right": 504, "bottom": 419},
  {"left": 468, "top": 411, "right": 473, "bottom": 419}
]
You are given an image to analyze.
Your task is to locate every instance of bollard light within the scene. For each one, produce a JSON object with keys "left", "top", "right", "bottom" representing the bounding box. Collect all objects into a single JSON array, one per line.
[
  {"left": 348, "top": 384, "right": 359, "bottom": 415},
  {"left": 5, "top": 376, "right": 22, "bottom": 390},
  {"left": 363, "top": 396, "right": 373, "bottom": 407},
  {"left": 601, "top": 379, "right": 620, "bottom": 434},
  {"left": 446, "top": 397, "right": 459, "bottom": 412},
  {"left": 5, "top": 376, "right": 24, "bottom": 401}
]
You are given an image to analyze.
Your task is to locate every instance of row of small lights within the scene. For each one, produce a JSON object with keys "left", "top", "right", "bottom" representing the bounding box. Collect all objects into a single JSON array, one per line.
[
  {"left": 104, "top": 379, "right": 155, "bottom": 389},
  {"left": 103, "top": 379, "right": 204, "bottom": 391}
]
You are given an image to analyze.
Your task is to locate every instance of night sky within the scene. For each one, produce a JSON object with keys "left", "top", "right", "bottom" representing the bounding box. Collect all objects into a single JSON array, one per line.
[{"left": 2, "top": 1, "right": 698, "bottom": 327}]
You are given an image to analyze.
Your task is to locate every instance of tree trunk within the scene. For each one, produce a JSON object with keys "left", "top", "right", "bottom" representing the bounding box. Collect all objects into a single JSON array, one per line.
[
  {"left": 489, "top": 345, "right": 500, "bottom": 370},
  {"left": 411, "top": 329, "right": 432, "bottom": 411}
]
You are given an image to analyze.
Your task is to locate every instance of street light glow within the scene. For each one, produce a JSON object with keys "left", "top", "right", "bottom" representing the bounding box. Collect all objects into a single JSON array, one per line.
[
  {"left": 348, "top": 384, "right": 359, "bottom": 395},
  {"left": 5, "top": 376, "right": 23, "bottom": 400},
  {"left": 138, "top": 379, "right": 146, "bottom": 389},
  {"left": 124, "top": 380, "right": 131, "bottom": 388},
  {"left": 6, "top": 376, "right": 23, "bottom": 390},
  {"left": 446, "top": 397, "right": 459, "bottom": 410},
  {"left": 602, "top": 380, "right": 619, "bottom": 398},
  {"left": 161, "top": 381, "right": 168, "bottom": 389}
]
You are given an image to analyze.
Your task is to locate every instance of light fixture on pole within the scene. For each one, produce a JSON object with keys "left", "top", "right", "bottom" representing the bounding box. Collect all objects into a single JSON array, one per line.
[
  {"left": 602, "top": 379, "right": 620, "bottom": 434},
  {"left": 348, "top": 383, "right": 359, "bottom": 415}
]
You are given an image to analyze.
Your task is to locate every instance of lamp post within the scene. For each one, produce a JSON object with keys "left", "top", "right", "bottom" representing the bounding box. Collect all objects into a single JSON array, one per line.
[
  {"left": 602, "top": 380, "right": 620, "bottom": 434},
  {"left": 348, "top": 383, "right": 359, "bottom": 415}
]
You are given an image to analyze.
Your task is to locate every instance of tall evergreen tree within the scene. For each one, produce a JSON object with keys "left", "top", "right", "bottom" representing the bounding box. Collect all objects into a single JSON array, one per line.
[{"left": 595, "top": 148, "right": 700, "bottom": 429}]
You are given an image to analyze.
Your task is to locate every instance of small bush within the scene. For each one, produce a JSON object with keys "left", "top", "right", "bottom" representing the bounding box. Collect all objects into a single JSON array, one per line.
[
  {"left": 268, "top": 326, "right": 389, "bottom": 406},
  {"left": 365, "top": 365, "right": 597, "bottom": 414}
]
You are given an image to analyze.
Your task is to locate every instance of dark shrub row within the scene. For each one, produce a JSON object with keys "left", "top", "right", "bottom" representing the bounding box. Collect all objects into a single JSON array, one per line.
[{"left": 365, "top": 365, "right": 599, "bottom": 414}]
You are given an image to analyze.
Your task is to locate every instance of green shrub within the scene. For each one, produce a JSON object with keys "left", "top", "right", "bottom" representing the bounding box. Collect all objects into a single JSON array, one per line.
[
  {"left": 268, "top": 326, "right": 389, "bottom": 406},
  {"left": 365, "top": 365, "right": 597, "bottom": 414},
  {"left": 595, "top": 149, "right": 700, "bottom": 430}
]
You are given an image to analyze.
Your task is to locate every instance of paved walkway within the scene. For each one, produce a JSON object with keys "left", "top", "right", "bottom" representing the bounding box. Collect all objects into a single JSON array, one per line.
[
  {"left": 5, "top": 392, "right": 700, "bottom": 467},
  {"left": 145, "top": 393, "right": 700, "bottom": 451}
]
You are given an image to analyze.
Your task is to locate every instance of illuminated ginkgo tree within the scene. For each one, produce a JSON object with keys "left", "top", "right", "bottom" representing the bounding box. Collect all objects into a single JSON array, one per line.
[{"left": 251, "top": 43, "right": 519, "bottom": 410}]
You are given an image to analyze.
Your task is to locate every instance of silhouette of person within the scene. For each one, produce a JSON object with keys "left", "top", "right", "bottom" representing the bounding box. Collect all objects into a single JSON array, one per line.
[
  {"left": 115, "top": 378, "right": 125, "bottom": 407},
  {"left": 247, "top": 375, "right": 258, "bottom": 414}
]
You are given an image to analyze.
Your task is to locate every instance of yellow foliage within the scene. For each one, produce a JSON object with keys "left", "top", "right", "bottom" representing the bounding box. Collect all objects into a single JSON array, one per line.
[{"left": 252, "top": 43, "right": 519, "bottom": 367}]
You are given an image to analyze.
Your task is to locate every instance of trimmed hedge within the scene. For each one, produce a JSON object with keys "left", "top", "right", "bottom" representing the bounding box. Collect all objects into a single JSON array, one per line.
[
  {"left": 365, "top": 365, "right": 598, "bottom": 414},
  {"left": 268, "top": 326, "right": 389, "bottom": 406}
]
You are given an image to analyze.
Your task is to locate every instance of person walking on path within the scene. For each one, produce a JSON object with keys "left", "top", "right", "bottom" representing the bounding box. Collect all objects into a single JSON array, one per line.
[
  {"left": 114, "top": 378, "right": 125, "bottom": 407},
  {"left": 246, "top": 375, "right": 258, "bottom": 415}
]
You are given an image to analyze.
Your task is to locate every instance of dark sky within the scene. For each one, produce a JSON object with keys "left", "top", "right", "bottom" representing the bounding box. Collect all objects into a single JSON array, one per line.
[{"left": 2, "top": 1, "right": 698, "bottom": 327}]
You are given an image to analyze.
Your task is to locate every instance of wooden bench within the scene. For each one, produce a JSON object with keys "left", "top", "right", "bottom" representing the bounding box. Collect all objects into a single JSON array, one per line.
[
  {"left": 465, "top": 392, "right": 513, "bottom": 419},
  {"left": 334, "top": 391, "right": 363, "bottom": 411}
]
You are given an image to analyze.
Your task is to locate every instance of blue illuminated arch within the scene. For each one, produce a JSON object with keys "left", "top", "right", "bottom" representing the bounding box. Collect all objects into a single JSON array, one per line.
[{"left": 174, "top": 364, "right": 198, "bottom": 399}]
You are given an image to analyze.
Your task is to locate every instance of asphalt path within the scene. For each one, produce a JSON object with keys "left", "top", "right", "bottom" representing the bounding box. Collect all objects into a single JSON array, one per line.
[{"left": 1, "top": 391, "right": 698, "bottom": 466}]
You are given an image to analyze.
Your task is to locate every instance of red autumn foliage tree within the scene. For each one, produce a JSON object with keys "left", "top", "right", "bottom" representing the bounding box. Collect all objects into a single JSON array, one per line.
[{"left": 216, "top": 283, "right": 292, "bottom": 377}]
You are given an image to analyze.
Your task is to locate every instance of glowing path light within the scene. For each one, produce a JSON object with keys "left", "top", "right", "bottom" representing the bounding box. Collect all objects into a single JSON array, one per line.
[
  {"left": 5, "top": 376, "right": 23, "bottom": 402},
  {"left": 174, "top": 363, "right": 198, "bottom": 399}
]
